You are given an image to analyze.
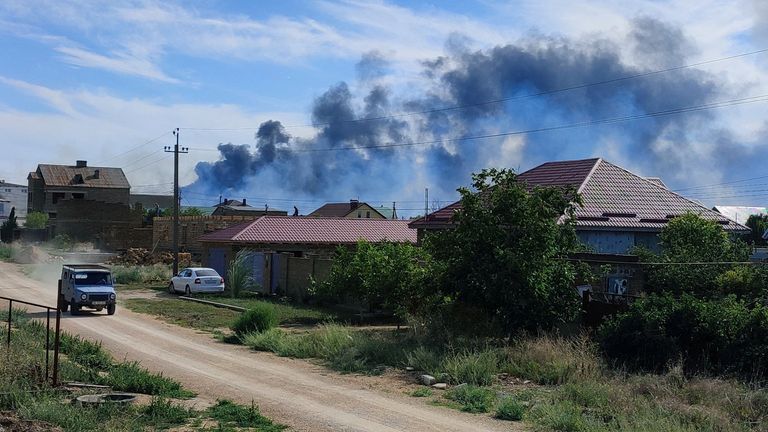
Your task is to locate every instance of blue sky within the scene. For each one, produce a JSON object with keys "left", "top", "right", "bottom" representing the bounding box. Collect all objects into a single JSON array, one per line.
[{"left": 1, "top": 1, "right": 768, "bottom": 215}]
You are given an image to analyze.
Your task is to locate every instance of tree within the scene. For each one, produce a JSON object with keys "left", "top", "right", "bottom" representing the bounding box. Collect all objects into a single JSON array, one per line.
[
  {"left": 0, "top": 207, "right": 18, "bottom": 243},
  {"left": 315, "top": 240, "right": 433, "bottom": 318},
  {"left": 641, "top": 212, "right": 751, "bottom": 297},
  {"left": 24, "top": 211, "right": 48, "bottom": 229},
  {"left": 425, "top": 168, "right": 584, "bottom": 335},
  {"left": 180, "top": 207, "right": 204, "bottom": 216},
  {"left": 745, "top": 214, "right": 768, "bottom": 246}
]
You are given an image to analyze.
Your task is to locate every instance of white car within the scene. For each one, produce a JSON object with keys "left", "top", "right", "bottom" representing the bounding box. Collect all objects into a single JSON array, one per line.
[{"left": 169, "top": 267, "right": 225, "bottom": 295}]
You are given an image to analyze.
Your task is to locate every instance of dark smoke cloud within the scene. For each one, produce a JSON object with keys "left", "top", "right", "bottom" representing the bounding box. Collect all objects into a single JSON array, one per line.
[{"left": 185, "top": 16, "right": 754, "bottom": 211}]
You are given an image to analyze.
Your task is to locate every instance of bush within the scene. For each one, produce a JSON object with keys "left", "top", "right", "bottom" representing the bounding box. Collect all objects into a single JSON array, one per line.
[
  {"left": 0, "top": 244, "right": 12, "bottom": 261},
  {"left": 406, "top": 346, "right": 442, "bottom": 377},
  {"left": 495, "top": 396, "right": 525, "bottom": 421},
  {"left": 228, "top": 250, "right": 255, "bottom": 298},
  {"left": 52, "top": 234, "right": 73, "bottom": 251},
  {"left": 314, "top": 240, "right": 434, "bottom": 318},
  {"left": 599, "top": 293, "right": 768, "bottom": 378},
  {"left": 445, "top": 385, "right": 495, "bottom": 413},
  {"left": 24, "top": 212, "right": 48, "bottom": 229},
  {"left": 231, "top": 304, "right": 279, "bottom": 337}
]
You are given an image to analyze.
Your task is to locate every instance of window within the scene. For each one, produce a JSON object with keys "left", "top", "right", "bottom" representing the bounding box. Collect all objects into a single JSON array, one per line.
[
  {"left": 72, "top": 193, "right": 84, "bottom": 199},
  {"left": 366, "top": 211, "right": 371, "bottom": 218},
  {"left": 21, "top": 189, "right": 26, "bottom": 193},
  {"left": 195, "top": 269, "right": 218, "bottom": 277},
  {"left": 74, "top": 272, "right": 112, "bottom": 286},
  {"left": 4, "top": 189, "right": 10, "bottom": 193},
  {"left": 48, "top": 212, "right": 57, "bottom": 219},
  {"left": 357, "top": 211, "right": 362, "bottom": 218},
  {"left": 51, "top": 192, "right": 65, "bottom": 204}
]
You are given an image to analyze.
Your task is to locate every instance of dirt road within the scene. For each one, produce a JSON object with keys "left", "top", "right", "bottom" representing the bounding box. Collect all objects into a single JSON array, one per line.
[{"left": 0, "top": 263, "right": 518, "bottom": 432}]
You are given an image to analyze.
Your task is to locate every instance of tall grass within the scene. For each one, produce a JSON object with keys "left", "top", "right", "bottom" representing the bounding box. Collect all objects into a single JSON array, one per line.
[
  {"left": 227, "top": 249, "right": 255, "bottom": 297},
  {"left": 231, "top": 304, "right": 278, "bottom": 337},
  {"left": 110, "top": 264, "right": 171, "bottom": 284},
  {"left": 0, "top": 243, "right": 13, "bottom": 261}
]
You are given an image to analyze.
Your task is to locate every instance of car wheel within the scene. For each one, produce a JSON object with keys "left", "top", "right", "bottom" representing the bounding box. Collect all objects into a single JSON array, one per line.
[
  {"left": 70, "top": 303, "right": 80, "bottom": 316},
  {"left": 185, "top": 285, "right": 191, "bottom": 296},
  {"left": 107, "top": 304, "right": 116, "bottom": 315},
  {"left": 168, "top": 282, "right": 176, "bottom": 294}
]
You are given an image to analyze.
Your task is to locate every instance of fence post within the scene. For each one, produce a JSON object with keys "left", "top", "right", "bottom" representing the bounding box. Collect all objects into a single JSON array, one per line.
[
  {"left": 45, "top": 309, "right": 51, "bottom": 382},
  {"left": 6, "top": 299, "right": 11, "bottom": 349},
  {"left": 52, "top": 309, "right": 61, "bottom": 386}
]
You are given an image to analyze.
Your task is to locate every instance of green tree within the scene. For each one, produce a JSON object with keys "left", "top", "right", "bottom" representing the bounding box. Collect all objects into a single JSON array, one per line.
[
  {"left": 641, "top": 212, "right": 750, "bottom": 296},
  {"left": 24, "top": 211, "right": 48, "bottom": 229},
  {"left": 425, "top": 168, "right": 583, "bottom": 334},
  {"left": 316, "top": 240, "right": 433, "bottom": 318},
  {"left": 0, "top": 207, "right": 18, "bottom": 243},
  {"left": 745, "top": 214, "right": 768, "bottom": 246},
  {"left": 180, "top": 207, "right": 204, "bottom": 216}
]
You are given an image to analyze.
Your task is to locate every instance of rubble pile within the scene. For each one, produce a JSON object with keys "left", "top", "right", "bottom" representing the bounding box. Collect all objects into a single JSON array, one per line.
[{"left": 109, "top": 248, "right": 191, "bottom": 266}]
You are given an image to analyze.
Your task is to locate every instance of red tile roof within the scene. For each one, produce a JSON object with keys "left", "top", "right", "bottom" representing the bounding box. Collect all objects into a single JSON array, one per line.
[
  {"left": 200, "top": 216, "right": 417, "bottom": 244},
  {"left": 409, "top": 158, "right": 749, "bottom": 233}
]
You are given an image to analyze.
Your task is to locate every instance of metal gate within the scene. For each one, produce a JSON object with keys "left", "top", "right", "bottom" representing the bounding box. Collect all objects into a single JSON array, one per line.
[{"left": 208, "top": 247, "right": 226, "bottom": 279}]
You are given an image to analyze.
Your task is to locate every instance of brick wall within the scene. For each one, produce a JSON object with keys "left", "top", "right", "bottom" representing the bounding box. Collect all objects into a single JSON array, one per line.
[
  {"left": 55, "top": 199, "right": 144, "bottom": 250},
  {"left": 153, "top": 215, "right": 259, "bottom": 257}
]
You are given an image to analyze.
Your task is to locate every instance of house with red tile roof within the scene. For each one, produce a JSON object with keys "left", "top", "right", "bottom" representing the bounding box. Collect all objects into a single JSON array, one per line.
[
  {"left": 409, "top": 158, "right": 749, "bottom": 254},
  {"left": 198, "top": 216, "right": 417, "bottom": 296}
]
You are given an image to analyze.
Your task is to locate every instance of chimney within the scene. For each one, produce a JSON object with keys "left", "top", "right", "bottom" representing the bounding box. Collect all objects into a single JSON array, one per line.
[
  {"left": 73, "top": 174, "right": 84, "bottom": 184},
  {"left": 242, "top": 198, "right": 247, "bottom": 206},
  {"left": 93, "top": 169, "right": 100, "bottom": 179},
  {"left": 76, "top": 160, "right": 87, "bottom": 168},
  {"left": 350, "top": 199, "right": 359, "bottom": 210}
]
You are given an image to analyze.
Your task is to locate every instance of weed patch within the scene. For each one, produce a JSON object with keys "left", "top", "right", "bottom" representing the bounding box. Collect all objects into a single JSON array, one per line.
[
  {"left": 99, "top": 361, "right": 194, "bottom": 398},
  {"left": 410, "top": 388, "right": 433, "bottom": 397},
  {"left": 231, "top": 304, "right": 279, "bottom": 337},
  {"left": 207, "top": 399, "right": 286, "bottom": 431},
  {"left": 495, "top": 396, "right": 525, "bottom": 421},
  {"left": 445, "top": 385, "right": 495, "bottom": 413}
]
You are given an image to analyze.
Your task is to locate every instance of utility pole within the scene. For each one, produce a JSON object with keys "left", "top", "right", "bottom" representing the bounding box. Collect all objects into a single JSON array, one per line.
[{"left": 164, "top": 128, "right": 188, "bottom": 276}]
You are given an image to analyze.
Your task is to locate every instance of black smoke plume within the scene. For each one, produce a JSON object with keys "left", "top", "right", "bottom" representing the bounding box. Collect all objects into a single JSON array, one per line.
[{"left": 185, "top": 17, "right": 755, "bottom": 212}]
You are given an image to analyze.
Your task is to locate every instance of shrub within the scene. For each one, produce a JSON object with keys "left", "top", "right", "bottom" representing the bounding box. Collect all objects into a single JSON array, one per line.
[
  {"left": 314, "top": 240, "right": 434, "bottom": 318},
  {"left": 599, "top": 293, "right": 768, "bottom": 378},
  {"left": 111, "top": 264, "right": 171, "bottom": 285},
  {"left": 0, "top": 244, "right": 12, "bottom": 261},
  {"left": 24, "top": 212, "right": 48, "bottom": 229},
  {"left": 495, "top": 396, "right": 525, "bottom": 421},
  {"left": 231, "top": 304, "right": 279, "bottom": 337},
  {"left": 228, "top": 249, "right": 255, "bottom": 298},
  {"left": 445, "top": 385, "right": 495, "bottom": 413}
]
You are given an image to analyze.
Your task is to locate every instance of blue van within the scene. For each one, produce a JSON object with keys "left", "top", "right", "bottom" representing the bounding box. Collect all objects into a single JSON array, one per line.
[{"left": 58, "top": 264, "right": 117, "bottom": 315}]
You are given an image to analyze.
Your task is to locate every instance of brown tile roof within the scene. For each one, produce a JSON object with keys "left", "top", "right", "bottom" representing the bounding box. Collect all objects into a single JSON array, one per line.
[
  {"left": 200, "top": 216, "right": 417, "bottom": 245},
  {"left": 34, "top": 164, "right": 129, "bottom": 189},
  {"left": 409, "top": 158, "right": 748, "bottom": 233}
]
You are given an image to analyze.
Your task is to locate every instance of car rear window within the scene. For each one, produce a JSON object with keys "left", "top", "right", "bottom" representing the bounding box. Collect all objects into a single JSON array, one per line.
[
  {"left": 195, "top": 270, "right": 218, "bottom": 277},
  {"left": 74, "top": 272, "right": 112, "bottom": 286}
]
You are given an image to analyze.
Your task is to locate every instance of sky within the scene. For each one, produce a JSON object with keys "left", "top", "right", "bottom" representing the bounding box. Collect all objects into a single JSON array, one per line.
[{"left": 1, "top": 0, "right": 768, "bottom": 216}]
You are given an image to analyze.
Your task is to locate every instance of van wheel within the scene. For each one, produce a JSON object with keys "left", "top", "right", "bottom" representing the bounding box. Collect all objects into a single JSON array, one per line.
[
  {"left": 107, "top": 304, "right": 116, "bottom": 316},
  {"left": 168, "top": 283, "right": 176, "bottom": 294},
  {"left": 185, "top": 285, "right": 191, "bottom": 296},
  {"left": 70, "top": 303, "right": 80, "bottom": 316}
]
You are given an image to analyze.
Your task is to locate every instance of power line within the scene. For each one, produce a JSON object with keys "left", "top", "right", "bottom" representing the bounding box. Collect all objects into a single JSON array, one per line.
[
  {"left": 124, "top": 155, "right": 172, "bottom": 174},
  {"left": 179, "top": 47, "right": 768, "bottom": 132},
  {"left": 98, "top": 131, "right": 172, "bottom": 165}
]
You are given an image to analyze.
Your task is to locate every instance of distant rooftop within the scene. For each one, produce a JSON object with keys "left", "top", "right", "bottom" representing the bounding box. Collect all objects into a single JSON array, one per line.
[
  {"left": 30, "top": 161, "right": 129, "bottom": 189},
  {"left": 410, "top": 158, "right": 748, "bottom": 233}
]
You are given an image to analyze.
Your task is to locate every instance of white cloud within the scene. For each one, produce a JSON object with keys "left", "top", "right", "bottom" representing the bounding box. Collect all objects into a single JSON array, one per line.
[
  {"left": 55, "top": 46, "right": 180, "bottom": 83},
  {"left": 0, "top": 77, "right": 308, "bottom": 192}
]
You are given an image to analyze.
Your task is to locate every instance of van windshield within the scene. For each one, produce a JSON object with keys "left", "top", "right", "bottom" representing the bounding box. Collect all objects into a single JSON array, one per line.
[{"left": 74, "top": 272, "right": 112, "bottom": 286}]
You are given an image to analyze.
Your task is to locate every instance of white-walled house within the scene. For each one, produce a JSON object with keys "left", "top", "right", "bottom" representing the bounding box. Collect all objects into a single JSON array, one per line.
[{"left": 0, "top": 180, "right": 28, "bottom": 221}]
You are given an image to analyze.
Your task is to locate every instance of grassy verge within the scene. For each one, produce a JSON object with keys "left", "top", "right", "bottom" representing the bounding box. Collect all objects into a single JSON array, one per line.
[
  {"left": 124, "top": 298, "right": 239, "bottom": 331},
  {"left": 0, "top": 308, "right": 286, "bottom": 431},
  {"left": 197, "top": 293, "right": 351, "bottom": 325}
]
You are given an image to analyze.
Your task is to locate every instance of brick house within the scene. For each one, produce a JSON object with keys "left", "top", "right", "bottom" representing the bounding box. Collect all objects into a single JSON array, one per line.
[
  {"left": 308, "top": 199, "right": 387, "bottom": 219},
  {"left": 28, "top": 160, "right": 130, "bottom": 220},
  {"left": 0, "top": 180, "right": 28, "bottom": 221}
]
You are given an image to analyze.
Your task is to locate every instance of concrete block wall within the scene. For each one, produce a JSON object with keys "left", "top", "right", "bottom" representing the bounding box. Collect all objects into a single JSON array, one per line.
[{"left": 153, "top": 216, "right": 257, "bottom": 257}]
